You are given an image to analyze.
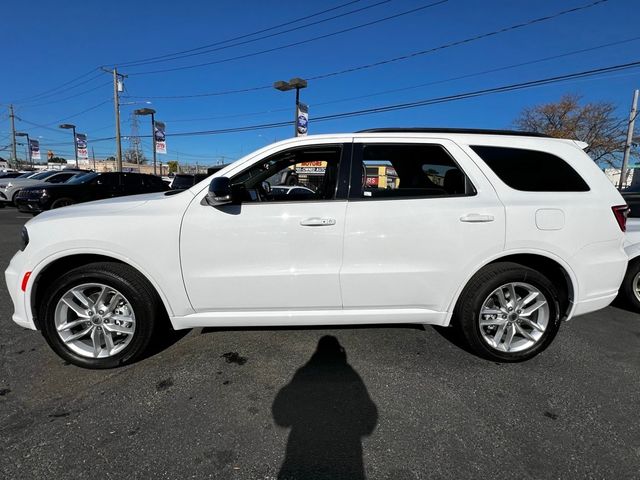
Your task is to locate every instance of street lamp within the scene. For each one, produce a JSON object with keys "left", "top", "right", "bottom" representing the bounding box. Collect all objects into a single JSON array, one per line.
[
  {"left": 274, "top": 77, "right": 308, "bottom": 137},
  {"left": 15, "top": 132, "right": 31, "bottom": 167},
  {"left": 59, "top": 124, "right": 78, "bottom": 168},
  {"left": 134, "top": 108, "right": 157, "bottom": 175}
]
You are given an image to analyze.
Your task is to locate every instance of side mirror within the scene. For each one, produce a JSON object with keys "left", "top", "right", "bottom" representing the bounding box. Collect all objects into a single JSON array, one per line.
[{"left": 206, "top": 176, "right": 234, "bottom": 206}]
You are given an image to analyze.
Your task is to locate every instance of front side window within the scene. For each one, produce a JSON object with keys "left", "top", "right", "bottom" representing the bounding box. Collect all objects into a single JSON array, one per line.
[
  {"left": 353, "top": 143, "right": 474, "bottom": 199},
  {"left": 232, "top": 145, "right": 342, "bottom": 202}
]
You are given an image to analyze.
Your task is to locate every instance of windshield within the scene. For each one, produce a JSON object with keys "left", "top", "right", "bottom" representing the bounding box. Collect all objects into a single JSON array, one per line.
[
  {"left": 17, "top": 172, "right": 36, "bottom": 178},
  {"left": 65, "top": 172, "right": 99, "bottom": 184},
  {"left": 30, "top": 171, "right": 59, "bottom": 180}
]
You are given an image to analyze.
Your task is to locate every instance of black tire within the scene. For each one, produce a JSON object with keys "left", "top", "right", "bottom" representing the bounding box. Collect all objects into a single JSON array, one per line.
[
  {"left": 11, "top": 190, "right": 20, "bottom": 205},
  {"left": 39, "top": 262, "right": 163, "bottom": 369},
  {"left": 50, "top": 198, "right": 75, "bottom": 209},
  {"left": 453, "top": 262, "right": 562, "bottom": 362},
  {"left": 620, "top": 258, "right": 640, "bottom": 312}
]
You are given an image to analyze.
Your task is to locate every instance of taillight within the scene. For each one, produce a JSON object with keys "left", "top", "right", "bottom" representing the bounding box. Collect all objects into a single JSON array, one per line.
[{"left": 612, "top": 205, "right": 629, "bottom": 232}]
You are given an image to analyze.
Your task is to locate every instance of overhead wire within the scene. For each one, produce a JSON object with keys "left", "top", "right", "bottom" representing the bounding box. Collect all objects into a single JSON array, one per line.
[
  {"left": 119, "top": 0, "right": 391, "bottom": 68},
  {"left": 128, "top": 0, "right": 450, "bottom": 76},
  {"left": 129, "top": 0, "right": 612, "bottom": 98}
]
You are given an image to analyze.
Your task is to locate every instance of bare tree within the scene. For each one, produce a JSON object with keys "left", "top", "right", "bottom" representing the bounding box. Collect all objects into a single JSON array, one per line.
[{"left": 515, "top": 94, "right": 628, "bottom": 167}]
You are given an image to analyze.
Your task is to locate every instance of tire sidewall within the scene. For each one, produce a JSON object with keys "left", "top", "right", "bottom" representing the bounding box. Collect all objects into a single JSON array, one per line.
[
  {"left": 460, "top": 267, "right": 561, "bottom": 362},
  {"left": 621, "top": 258, "right": 640, "bottom": 312},
  {"left": 40, "top": 267, "right": 155, "bottom": 369}
]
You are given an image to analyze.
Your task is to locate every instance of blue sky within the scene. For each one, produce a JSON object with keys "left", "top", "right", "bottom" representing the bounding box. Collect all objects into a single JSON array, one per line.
[{"left": 1, "top": 0, "right": 639, "bottom": 166}]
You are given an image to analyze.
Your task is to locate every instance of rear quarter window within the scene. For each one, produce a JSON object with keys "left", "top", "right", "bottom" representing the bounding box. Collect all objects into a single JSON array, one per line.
[{"left": 470, "top": 145, "right": 590, "bottom": 192}]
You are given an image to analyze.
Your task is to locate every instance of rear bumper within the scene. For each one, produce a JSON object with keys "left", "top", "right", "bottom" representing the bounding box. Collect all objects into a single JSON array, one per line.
[
  {"left": 569, "top": 239, "right": 627, "bottom": 318},
  {"left": 4, "top": 250, "right": 35, "bottom": 330}
]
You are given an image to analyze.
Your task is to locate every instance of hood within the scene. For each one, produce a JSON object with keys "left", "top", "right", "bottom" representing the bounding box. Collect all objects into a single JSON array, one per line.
[{"left": 28, "top": 191, "right": 171, "bottom": 223}]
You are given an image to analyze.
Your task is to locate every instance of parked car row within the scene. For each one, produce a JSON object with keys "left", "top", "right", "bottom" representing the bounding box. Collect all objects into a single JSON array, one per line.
[{"left": 13, "top": 172, "right": 169, "bottom": 214}]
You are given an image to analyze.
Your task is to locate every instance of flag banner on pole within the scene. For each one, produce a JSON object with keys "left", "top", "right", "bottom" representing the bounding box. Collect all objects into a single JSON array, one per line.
[
  {"left": 76, "top": 133, "right": 88, "bottom": 160},
  {"left": 155, "top": 121, "right": 167, "bottom": 154},
  {"left": 29, "top": 139, "right": 41, "bottom": 161},
  {"left": 297, "top": 103, "right": 309, "bottom": 136}
]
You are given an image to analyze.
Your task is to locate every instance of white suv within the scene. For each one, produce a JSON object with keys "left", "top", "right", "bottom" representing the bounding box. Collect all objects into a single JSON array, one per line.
[{"left": 4, "top": 129, "right": 629, "bottom": 368}]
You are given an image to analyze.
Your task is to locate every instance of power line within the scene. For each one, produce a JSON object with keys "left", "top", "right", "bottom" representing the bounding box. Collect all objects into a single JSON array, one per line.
[
  {"left": 115, "top": 0, "right": 364, "bottom": 67},
  {"left": 120, "top": 0, "right": 390, "bottom": 68},
  {"left": 21, "top": 81, "right": 112, "bottom": 108},
  {"left": 11, "top": 70, "right": 102, "bottom": 105},
  {"left": 68, "top": 59, "right": 640, "bottom": 141},
  {"left": 159, "top": 35, "right": 640, "bottom": 123},
  {"left": 130, "top": 0, "right": 611, "bottom": 98},
  {"left": 128, "top": 0, "right": 450, "bottom": 76}
]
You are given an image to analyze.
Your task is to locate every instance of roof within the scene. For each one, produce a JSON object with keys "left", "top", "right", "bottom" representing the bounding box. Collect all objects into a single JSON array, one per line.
[{"left": 356, "top": 128, "right": 550, "bottom": 138}]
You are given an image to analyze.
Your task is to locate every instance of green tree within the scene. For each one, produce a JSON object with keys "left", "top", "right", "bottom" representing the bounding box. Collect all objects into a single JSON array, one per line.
[
  {"left": 167, "top": 160, "right": 179, "bottom": 174},
  {"left": 49, "top": 157, "right": 67, "bottom": 164}
]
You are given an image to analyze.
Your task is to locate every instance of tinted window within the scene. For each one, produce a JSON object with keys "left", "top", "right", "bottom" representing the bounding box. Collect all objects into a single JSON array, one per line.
[
  {"left": 45, "top": 172, "right": 76, "bottom": 183},
  {"left": 171, "top": 175, "right": 196, "bottom": 190},
  {"left": 232, "top": 146, "right": 342, "bottom": 202},
  {"left": 143, "top": 175, "right": 166, "bottom": 188},
  {"left": 354, "top": 144, "right": 474, "bottom": 199},
  {"left": 92, "top": 173, "right": 120, "bottom": 186},
  {"left": 122, "top": 174, "right": 142, "bottom": 186},
  {"left": 470, "top": 146, "right": 590, "bottom": 192}
]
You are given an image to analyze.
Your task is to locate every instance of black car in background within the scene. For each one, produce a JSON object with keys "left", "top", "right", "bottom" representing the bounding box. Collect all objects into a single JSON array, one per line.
[
  {"left": 0, "top": 171, "right": 24, "bottom": 179},
  {"left": 622, "top": 187, "right": 640, "bottom": 218},
  {"left": 15, "top": 172, "right": 168, "bottom": 214},
  {"left": 170, "top": 173, "right": 208, "bottom": 190}
]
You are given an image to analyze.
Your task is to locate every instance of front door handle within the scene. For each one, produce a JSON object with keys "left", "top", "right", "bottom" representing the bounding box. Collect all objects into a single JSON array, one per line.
[
  {"left": 300, "top": 217, "right": 336, "bottom": 227},
  {"left": 460, "top": 213, "right": 495, "bottom": 223}
]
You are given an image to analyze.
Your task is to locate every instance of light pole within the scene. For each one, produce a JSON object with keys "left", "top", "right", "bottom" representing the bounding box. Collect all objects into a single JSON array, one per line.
[
  {"left": 273, "top": 77, "right": 308, "bottom": 137},
  {"left": 134, "top": 108, "right": 157, "bottom": 175},
  {"left": 14, "top": 132, "right": 31, "bottom": 167},
  {"left": 59, "top": 124, "right": 78, "bottom": 168}
]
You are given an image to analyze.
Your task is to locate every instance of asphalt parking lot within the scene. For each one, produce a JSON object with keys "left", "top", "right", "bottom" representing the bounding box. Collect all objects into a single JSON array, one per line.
[{"left": 0, "top": 207, "right": 639, "bottom": 479}]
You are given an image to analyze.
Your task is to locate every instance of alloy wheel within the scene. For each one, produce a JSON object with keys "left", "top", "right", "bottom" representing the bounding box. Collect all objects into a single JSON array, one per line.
[
  {"left": 478, "top": 282, "right": 549, "bottom": 353},
  {"left": 54, "top": 283, "right": 136, "bottom": 358}
]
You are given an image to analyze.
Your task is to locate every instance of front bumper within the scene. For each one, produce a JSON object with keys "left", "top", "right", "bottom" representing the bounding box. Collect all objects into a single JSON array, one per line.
[
  {"left": 15, "top": 198, "right": 46, "bottom": 214},
  {"left": 4, "top": 250, "right": 36, "bottom": 330}
]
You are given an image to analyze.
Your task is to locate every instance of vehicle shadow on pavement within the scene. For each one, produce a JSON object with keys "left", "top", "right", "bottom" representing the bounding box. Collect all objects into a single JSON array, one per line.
[{"left": 271, "top": 335, "right": 378, "bottom": 480}]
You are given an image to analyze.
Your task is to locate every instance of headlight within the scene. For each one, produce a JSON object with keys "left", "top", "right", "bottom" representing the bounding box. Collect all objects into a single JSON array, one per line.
[
  {"left": 41, "top": 189, "right": 49, "bottom": 198},
  {"left": 20, "top": 226, "right": 29, "bottom": 251}
]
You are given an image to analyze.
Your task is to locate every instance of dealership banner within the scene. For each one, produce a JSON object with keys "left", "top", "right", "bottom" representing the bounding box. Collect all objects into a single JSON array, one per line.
[
  {"left": 29, "top": 139, "right": 41, "bottom": 161},
  {"left": 76, "top": 133, "right": 88, "bottom": 159},
  {"left": 296, "top": 102, "right": 308, "bottom": 136},
  {"left": 154, "top": 121, "right": 166, "bottom": 154}
]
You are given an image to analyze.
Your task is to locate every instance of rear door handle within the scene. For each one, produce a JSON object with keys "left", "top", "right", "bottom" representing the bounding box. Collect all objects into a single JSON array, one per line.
[
  {"left": 460, "top": 213, "right": 494, "bottom": 223},
  {"left": 300, "top": 217, "right": 336, "bottom": 227}
]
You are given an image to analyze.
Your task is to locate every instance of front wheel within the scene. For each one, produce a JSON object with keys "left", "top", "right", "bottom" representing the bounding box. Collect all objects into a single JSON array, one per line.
[
  {"left": 453, "top": 262, "right": 562, "bottom": 362},
  {"left": 40, "top": 262, "right": 162, "bottom": 368}
]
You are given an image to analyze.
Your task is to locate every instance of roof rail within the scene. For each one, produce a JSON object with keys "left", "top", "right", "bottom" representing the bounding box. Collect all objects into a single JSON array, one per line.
[{"left": 356, "top": 128, "right": 551, "bottom": 138}]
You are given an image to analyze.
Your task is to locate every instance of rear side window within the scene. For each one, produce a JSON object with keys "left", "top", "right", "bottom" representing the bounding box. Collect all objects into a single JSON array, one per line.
[
  {"left": 354, "top": 143, "right": 475, "bottom": 199},
  {"left": 471, "top": 145, "right": 589, "bottom": 192}
]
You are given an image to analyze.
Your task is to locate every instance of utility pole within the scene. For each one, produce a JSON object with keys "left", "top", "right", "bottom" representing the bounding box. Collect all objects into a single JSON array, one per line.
[
  {"left": 92, "top": 147, "right": 96, "bottom": 171},
  {"left": 9, "top": 105, "right": 17, "bottom": 169},
  {"left": 113, "top": 68, "right": 123, "bottom": 172},
  {"left": 102, "top": 67, "right": 126, "bottom": 172},
  {"left": 620, "top": 89, "right": 639, "bottom": 190}
]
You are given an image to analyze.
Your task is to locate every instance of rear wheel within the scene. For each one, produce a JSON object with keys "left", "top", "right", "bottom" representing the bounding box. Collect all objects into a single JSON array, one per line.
[
  {"left": 620, "top": 258, "right": 640, "bottom": 312},
  {"left": 40, "top": 262, "right": 162, "bottom": 368},
  {"left": 51, "top": 198, "right": 74, "bottom": 209},
  {"left": 453, "top": 262, "right": 562, "bottom": 362}
]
